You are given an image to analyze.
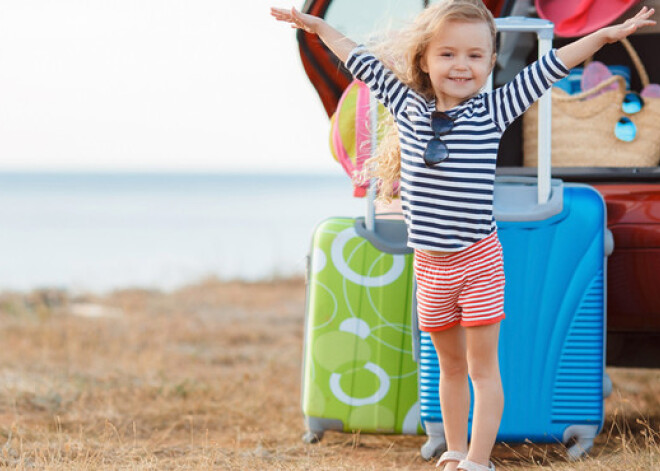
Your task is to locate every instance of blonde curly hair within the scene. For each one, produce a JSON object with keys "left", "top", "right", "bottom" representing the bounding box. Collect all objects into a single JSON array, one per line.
[{"left": 362, "top": 0, "right": 496, "bottom": 203}]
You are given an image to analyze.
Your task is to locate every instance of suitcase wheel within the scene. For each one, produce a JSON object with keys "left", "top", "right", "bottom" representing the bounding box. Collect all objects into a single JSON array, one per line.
[
  {"left": 302, "top": 430, "right": 323, "bottom": 444},
  {"left": 420, "top": 421, "right": 446, "bottom": 460},
  {"left": 563, "top": 425, "right": 597, "bottom": 460}
]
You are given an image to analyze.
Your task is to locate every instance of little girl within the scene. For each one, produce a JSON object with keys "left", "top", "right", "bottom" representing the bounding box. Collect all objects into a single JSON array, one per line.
[{"left": 272, "top": 2, "right": 655, "bottom": 470}]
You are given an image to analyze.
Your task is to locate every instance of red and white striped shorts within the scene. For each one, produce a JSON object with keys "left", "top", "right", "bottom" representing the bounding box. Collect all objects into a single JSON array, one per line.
[{"left": 414, "top": 231, "right": 506, "bottom": 332}]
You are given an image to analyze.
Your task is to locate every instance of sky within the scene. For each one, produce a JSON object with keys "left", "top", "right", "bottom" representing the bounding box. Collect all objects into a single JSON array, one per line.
[{"left": 0, "top": 0, "right": 336, "bottom": 174}]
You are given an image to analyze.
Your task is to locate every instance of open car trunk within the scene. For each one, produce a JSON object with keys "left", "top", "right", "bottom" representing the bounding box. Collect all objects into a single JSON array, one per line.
[{"left": 297, "top": 0, "right": 660, "bottom": 367}]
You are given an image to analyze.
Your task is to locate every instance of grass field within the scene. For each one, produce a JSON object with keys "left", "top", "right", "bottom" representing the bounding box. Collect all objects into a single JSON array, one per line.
[{"left": 0, "top": 278, "right": 658, "bottom": 470}]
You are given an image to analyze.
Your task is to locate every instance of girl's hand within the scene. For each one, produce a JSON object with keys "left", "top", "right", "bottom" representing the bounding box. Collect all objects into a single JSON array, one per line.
[
  {"left": 271, "top": 6, "right": 355, "bottom": 63},
  {"left": 270, "top": 7, "right": 321, "bottom": 35},
  {"left": 600, "top": 6, "right": 656, "bottom": 43}
]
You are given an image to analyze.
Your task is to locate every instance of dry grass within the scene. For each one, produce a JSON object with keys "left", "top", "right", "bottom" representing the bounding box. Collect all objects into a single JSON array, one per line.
[{"left": 0, "top": 278, "right": 658, "bottom": 470}]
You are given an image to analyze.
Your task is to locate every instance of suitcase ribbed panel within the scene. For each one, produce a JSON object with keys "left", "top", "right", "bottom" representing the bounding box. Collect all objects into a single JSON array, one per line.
[
  {"left": 551, "top": 270, "right": 604, "bottom": 423},
  {"left": 419, "top": 333, "right": 442, "bottom": 422}
]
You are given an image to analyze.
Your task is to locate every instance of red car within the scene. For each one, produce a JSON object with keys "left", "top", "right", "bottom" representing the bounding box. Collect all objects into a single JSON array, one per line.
[{"left": 296, "top": 0, "right": 660, "bottom": 367}]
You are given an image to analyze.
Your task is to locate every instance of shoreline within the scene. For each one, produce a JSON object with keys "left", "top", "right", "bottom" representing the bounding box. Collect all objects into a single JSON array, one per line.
[{"left": 0, "top": 273, "right": 307, "bottom": 297}]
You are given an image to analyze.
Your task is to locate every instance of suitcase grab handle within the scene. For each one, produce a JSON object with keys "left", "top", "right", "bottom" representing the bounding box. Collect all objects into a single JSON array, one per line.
[
  {"left": 354, "top": 217, "right": 413, "bottom": 255},
  {"left": 493, "top": 176, "right": 564, "bottom": 221}
]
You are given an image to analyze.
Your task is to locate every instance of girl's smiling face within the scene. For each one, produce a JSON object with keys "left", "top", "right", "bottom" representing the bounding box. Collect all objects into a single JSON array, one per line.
[{"left": 421, "top": 19, "right": 496, "bottom": 110}]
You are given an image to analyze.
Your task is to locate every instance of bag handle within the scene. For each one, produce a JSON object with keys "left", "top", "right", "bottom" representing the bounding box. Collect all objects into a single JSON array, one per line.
[
  {"left": 554, "top": 74, "right": 626, "bottom": 102},
  {"left": 554, "top": 38, "right": 647, "bottom": 104},
  {"left": 620, "top": 37, "right": 650, "bottom": 88},
  {"left": 584, "top": 38, "right": 649, "bottom": 88}
]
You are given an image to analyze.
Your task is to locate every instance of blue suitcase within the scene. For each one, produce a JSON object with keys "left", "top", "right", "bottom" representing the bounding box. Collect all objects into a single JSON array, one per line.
[
  {"left": 419, "top": 179, "right": 611, "bottom": 459},
  {"left": 417, "top": 18, "right": 611, "bottom": 461}
]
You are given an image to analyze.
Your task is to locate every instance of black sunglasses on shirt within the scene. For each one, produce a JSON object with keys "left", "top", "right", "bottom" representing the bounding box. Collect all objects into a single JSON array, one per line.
[{"left": 423, "top": 111, "right": 454, "bottom": 167}]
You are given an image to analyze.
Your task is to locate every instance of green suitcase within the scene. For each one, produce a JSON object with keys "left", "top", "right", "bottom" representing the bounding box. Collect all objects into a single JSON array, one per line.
[{"left": 301, "top": 215, "right": 421, "bottom": 442}]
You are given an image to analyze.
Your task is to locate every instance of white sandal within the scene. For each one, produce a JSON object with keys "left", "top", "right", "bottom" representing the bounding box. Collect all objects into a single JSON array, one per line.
[
  {"left": 436, "top": 451, "right": 467, "bottom": 468},
  {"left": 457, "top": 459, "right": 496, "bottom": 471}
]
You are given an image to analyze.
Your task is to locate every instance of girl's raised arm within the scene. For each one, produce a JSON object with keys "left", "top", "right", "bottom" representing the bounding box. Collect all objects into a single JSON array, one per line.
[
  {"left": 271, "top": 7, "right": 356, "bottom": 63},
  {"left": 557, "top": 7, "right": 656, "bottom": 70}
]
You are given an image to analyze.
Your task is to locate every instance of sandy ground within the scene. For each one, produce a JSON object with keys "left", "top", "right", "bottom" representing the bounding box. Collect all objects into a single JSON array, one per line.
[{"left": 0, "top": 277, "right": 658, "bottom": 470}]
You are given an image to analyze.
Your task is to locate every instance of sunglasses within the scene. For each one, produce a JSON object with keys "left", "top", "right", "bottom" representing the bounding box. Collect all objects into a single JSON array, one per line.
[
  {"left": 615, "top": 92, "right": 644, "bottom": 143},
  {"left": 423, "top": 111, "right": 454, "bottom": 167}
]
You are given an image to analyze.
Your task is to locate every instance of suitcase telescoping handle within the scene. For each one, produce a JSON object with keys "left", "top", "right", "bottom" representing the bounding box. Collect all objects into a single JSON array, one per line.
[
  {"left": 365, "top": 94, "right": 380, "bottom": 232},
  {"left": 494, "top": 17, "right": 555, "bottom": 205},
  {"left": 358, "top": 92, "right": 412, "bottom": 254}
]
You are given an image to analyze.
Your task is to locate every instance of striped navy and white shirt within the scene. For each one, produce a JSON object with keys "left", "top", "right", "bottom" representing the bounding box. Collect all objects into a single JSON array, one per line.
[{"left": 346, "top": 46, "right": 569, "bottom": 251}]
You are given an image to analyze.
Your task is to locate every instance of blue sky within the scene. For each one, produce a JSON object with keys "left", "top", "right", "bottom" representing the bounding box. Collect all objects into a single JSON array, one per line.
[{"left": 0, "top": 0, "right": 337, "bottom": 174}]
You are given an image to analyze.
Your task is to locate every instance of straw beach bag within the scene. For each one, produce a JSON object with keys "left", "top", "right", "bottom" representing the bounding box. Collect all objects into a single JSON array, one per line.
[{"left": 523, "top": 38, "right": 660, "bottom": 167}]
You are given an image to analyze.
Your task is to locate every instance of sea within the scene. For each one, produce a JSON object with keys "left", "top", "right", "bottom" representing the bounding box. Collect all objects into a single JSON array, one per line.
[{"left": 0, "top": 172, "right": 366, "bottom": 293}]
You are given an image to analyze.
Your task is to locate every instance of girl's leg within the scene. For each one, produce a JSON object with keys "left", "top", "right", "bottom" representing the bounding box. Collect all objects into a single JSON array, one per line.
[
  {"left": 429, "top": 325, "right": 469, "bottom": 471},
  {"left": 464, "top": 322, "right": 504, "bottom": 467}
]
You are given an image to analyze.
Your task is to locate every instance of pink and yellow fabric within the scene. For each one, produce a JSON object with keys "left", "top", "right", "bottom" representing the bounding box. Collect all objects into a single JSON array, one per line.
[{"left": 329, "top": 79, "right": 388, "bottom": 197}]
